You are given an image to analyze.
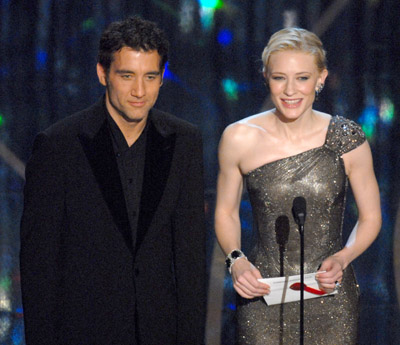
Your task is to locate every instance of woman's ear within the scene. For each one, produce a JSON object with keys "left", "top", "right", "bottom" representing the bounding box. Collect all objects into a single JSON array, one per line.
[{"left": 319, "top": 69, "right": 328, "bottom": 85}]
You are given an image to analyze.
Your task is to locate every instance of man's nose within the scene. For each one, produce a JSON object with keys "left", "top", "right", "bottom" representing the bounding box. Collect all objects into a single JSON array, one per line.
[{"left": 131, "top": 78, "right": 145, "bottom": 98}]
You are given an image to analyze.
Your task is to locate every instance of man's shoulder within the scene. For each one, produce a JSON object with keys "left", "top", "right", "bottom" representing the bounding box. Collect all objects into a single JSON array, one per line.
[
  {"left": 150, "top": 108, "right": 200, "bottom": 136},
  {"left": 44, "top": 99, "right": 104, "bottom": 137}
]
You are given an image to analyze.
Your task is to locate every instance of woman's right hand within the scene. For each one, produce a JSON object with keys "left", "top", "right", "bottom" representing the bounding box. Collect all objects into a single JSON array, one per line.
[{"left": 231, "top": 258, "right": 270, "bottom": 298}]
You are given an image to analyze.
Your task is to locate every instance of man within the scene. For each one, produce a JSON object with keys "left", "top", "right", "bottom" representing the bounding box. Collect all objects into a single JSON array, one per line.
[{"left": 20, "top": 16, "right": 206, "bottom": 345}]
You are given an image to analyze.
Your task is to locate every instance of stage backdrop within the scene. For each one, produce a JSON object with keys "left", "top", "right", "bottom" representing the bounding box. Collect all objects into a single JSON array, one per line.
[{"left": 1, "top": 1, "right": 400, "bottom": 344}]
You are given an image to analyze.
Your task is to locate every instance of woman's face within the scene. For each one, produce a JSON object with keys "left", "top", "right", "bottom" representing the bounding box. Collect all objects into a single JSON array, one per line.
[{"left": 265, "top": 50, "right": 328, "bottom": 122}]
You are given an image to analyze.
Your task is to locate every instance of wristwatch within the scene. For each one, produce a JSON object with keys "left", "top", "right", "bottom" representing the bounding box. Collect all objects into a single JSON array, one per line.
[{"left": 225, "top": 249, "right": 246, "bottom": 273}]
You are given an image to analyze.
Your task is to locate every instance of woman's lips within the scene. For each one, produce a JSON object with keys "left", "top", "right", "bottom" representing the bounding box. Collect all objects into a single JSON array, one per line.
[{"left": 281, "top": 98, "right": 302, "bottom": 108}]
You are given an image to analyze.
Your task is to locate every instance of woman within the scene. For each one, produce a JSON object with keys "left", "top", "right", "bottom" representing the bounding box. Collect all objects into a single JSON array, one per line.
[{"left": 215, "top": 28, "right": 381, "bottom": 344}]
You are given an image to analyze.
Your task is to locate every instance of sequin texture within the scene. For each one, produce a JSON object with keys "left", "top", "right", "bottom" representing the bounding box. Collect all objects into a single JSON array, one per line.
[{"left": 237, "top": 116, "right": 365, "bottom": 345}]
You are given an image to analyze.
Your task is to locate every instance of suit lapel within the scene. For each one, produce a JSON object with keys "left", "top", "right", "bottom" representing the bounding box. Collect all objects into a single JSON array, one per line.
[
  {"left": 136, "top": 113, "right": 176, "bottom": 252},
  {"left": 78, "top": 107, "right": 133, "bottom": 254}
]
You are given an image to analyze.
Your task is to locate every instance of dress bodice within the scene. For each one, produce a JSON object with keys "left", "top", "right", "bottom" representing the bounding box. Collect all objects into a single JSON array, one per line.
[{"left": 244, "top": 116, "right": 366, "bottom": 276}]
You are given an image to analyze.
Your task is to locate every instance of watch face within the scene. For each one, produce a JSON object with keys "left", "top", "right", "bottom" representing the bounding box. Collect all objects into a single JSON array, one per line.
[{"left": 231, "top": 250, "right": 241, "bottom": 259}]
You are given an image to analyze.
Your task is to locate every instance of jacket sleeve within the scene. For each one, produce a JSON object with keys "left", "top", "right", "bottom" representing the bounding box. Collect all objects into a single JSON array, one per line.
[
  {"left": 172, "top": 129, "right": 207, "bottom": 345},
  {"left": 20, "top": 132, "right": 65, "bottom": 345}
]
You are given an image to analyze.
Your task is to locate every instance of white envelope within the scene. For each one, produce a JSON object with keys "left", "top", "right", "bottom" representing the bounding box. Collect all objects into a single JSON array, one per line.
[{"left": 258, "top": 272, "right": 337, "bottom": 306}]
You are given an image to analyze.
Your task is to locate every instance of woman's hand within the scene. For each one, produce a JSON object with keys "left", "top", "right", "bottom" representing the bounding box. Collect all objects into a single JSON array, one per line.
[
  {"left": 231, "top": 258, "right": 270, "bottom": 299},
  {"left": 315, "top": 256, "right": 344, "bottom": 293}
]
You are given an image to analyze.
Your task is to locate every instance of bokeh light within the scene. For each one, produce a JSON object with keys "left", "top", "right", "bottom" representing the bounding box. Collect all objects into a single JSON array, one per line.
[
  {"left": 222, "top": 78, "right": 250, "bottom": 101},
  {"left": 82, "top": 18, "right": 95, "bottom": 31},
  {"left": 0, "top": 276, "right": 11, "bottom": 293},
  {"left": 379, "top": 97, "right": 395, "bottom": 124},
  {"left": 35, "top": 50, "right": 48, "bottom": 71},
  {"left": 199, "top": 0, "right": 223, "bottom": 9},
  {"left": 358, "top": 105, "right": 378, "bottom": 139},
  {"left": 199, "top": 7, "right": 215, "bottom": 30},
  {"left": 179, "top": 0, "right": 195, "bottom": 33},
  {"left": 198, "top": 0, "right": 223, "bottom": 30},
  {"left": 163, "top": 62, "right": 180, "bottom": 82},
  {"left": 222, "top": 78, "right": 239, "bottom": 101},
  {"left": 217, "top": 29, "right": 233, "bottom": 47},
  {"left": 11, "top": 323, "right": 24, "bottom": 345},
  {"left": 0, "top": 316, "right": 11, "bottom": 341}
]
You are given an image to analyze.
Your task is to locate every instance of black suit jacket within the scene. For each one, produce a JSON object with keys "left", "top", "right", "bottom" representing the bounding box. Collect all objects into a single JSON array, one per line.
[{"left": 20, "top": 98, "right": 207, "bottom": 345}]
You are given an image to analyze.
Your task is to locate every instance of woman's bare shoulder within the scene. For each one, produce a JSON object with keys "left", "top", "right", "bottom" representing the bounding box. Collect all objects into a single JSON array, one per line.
[
  {"left": 314, "top": 110, "right": 332, "bottom": 126},
  {"left": 221, "top": 111, "right": 273, "bottom": 145}
]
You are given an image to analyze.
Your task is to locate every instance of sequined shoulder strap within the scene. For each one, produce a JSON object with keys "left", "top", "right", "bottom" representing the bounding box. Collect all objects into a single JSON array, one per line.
[{"left": 325, "top": 116, "right": 366, "bottom": 155}]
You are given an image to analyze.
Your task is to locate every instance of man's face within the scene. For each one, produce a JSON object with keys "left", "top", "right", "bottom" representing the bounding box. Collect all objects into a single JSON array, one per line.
[{"left": 97, "top": 47, "right": 163, "bottom": 126}]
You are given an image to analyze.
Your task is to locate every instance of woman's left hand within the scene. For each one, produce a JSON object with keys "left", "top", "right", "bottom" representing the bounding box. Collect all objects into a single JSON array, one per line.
[{"left": 315, "top": 256, "right": 344, "bottom": 293}]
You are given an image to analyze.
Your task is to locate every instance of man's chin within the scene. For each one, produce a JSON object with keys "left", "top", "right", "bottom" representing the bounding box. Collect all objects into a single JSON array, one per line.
[
  {"left": 120, "top": 112, "right": 148, "bottom": 124},
  {"left": 125, "top": 117, "right": 144, "bottom": 123}
]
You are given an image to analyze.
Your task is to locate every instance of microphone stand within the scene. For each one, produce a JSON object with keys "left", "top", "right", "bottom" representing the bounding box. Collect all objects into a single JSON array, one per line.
[
  {"left": 275, "top": 215, "right": 289, "bottom": 345},
  {"left": 292, "top": 196, "right": 306, "bottom": 345},
  {"left": 299, "top": 222, "right": 304, "bottom": 345}
]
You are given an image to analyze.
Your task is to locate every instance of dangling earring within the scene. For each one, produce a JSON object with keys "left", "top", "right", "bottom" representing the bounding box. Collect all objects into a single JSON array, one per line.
[{"left": 315, "top": 84, "right": 324, "bottom": 101}]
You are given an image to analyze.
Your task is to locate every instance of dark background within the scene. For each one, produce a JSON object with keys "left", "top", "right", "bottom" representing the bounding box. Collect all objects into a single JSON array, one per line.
[{"left": 1, "top": 0, "right": 400, "bottom": 344}]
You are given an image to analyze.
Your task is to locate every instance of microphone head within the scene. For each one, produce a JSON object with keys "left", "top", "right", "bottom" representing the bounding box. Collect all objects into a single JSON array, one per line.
[
  {"left": 275, "top": 215, "right": 290, "bottom": 248},
  {"left": 292, "top": 196, "right": 307, "bottom": 226}
]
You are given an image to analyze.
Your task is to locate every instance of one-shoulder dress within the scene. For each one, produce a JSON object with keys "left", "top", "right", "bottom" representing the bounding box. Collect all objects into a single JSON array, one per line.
[{"left": 236, "top": 116, "right": 366, "bottom": 345}]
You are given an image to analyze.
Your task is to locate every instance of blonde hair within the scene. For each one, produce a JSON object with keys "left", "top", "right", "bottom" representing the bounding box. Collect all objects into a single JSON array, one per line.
[{"left": 262, "top": 27, "right": 327, "bottom": 74}]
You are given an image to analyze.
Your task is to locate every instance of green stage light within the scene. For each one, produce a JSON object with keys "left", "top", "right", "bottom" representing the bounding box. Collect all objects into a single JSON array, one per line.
[
  {"left": 199, "top": 0, "right": 223, "bottom": 9},
  {"left": 222, "top": 78, "right": 238, "bottom": 101}
]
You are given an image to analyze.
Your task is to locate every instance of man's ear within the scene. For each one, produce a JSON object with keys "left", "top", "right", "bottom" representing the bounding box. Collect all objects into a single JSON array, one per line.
[{"left": 96, "top": 63, "right": 107, "bottom": 86}]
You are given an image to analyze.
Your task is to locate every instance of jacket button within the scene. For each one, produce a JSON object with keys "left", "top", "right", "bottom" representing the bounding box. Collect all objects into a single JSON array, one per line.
[{"left": 134, "top": 268, "right": 140, "bottom": 276}]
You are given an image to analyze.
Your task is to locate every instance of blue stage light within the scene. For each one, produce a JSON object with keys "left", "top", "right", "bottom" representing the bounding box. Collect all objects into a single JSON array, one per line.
[
  {"left": 358, "top": 105, "right": 378, "bottom": 139},
  {"left": 217, "top": 29, "right": 233, "bottom": 46},
  {"left": 35, "top": 50, "right": 48, "bottom": 71},
  {"left": 163, "top": 62, "right": 179, "bottom": 82}
]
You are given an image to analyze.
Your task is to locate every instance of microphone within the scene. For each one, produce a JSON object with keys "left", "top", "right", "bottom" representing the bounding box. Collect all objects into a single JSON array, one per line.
[
  {"left": 275, "top": 215, "right": 290, "bottom": 277},
  {"left": 275, "top": 215, "right": 290, "bottom": 250},
  {"left": 292, "top": 196, "right": 307, "bottom": 227}
]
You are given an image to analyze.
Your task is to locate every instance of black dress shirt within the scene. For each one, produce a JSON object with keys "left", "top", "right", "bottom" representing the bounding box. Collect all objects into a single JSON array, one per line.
[{"left": 107, "top": 111, "right": 148, "bottom": 238}]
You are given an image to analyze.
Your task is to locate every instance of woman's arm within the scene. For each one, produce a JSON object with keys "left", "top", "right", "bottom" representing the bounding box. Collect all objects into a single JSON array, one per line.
[
  {"left": 317, "top": 141, "right": 381, "bottom": 291},
  {"left": 215, "top": 125, "right": 270, "bottom": 298}
]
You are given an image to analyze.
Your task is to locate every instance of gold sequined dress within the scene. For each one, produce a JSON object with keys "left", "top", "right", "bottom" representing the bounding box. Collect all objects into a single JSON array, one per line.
[{"left": 237, "top": 116, "right": 365, "bottom": 345}]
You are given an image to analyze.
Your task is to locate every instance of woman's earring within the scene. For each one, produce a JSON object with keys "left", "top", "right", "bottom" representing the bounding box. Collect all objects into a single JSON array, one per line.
[{"left": 315, "top": 83, "right": 324, "bottom": 101}]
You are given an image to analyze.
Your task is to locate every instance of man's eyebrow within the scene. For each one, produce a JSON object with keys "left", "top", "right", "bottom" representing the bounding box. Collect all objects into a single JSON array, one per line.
[
  {"left": 115, "top": 69, "right": 161, "bottom": 75},
  {"left": 115, "top": 69, "right": 134, "bottom": 74}
]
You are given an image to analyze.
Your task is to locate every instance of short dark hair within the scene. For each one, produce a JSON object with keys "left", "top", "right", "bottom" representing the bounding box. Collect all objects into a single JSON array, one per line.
[{"left": 98, "top": 16, "right": 169, "bottom": 72}]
